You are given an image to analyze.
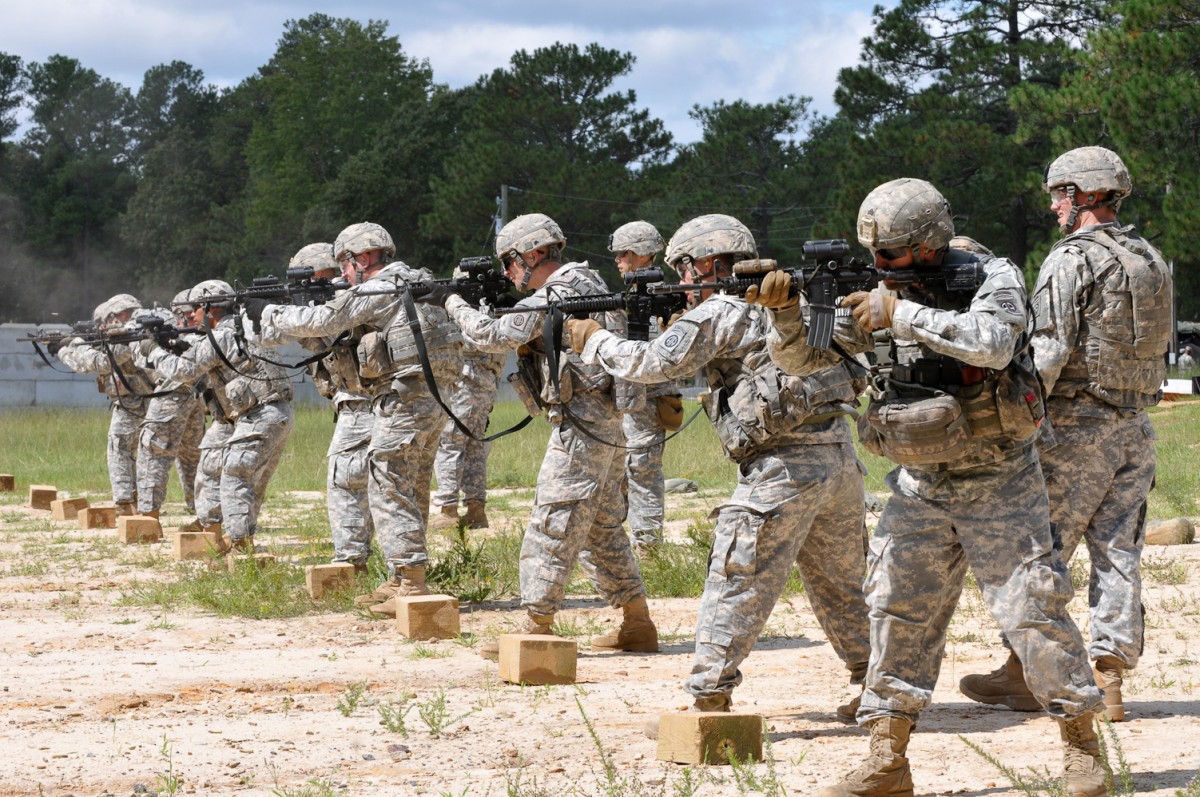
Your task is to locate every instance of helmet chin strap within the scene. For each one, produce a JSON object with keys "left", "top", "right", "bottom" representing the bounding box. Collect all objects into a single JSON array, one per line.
[{"left": 1060, "top": 185, "right": 1081, "bottom": 234}]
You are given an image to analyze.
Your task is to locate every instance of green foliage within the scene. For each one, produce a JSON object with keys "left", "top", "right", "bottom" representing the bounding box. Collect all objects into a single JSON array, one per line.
[
  {"left": 336, "top": 681, "right": 369, "bottom": 716},
  {"left": 377, "top": 696, "right": 414, "bottom": 736},
  {"left": 427, "top": 524, "right": 515, "bottom": 603}
]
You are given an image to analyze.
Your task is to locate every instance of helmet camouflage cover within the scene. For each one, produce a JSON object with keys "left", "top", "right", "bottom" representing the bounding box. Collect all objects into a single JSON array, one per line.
[
  {"left": 494, "top": 213, "right": 566, "bottom": 261},
  {"left": 1043, "top": 146, "right": 1132, "bottom": 208},
  {"left": 608, "top": 221, "right": 664, "bottom": 257},
  {"left": 664, "top": 214, "right": 757, "bottom": 268},
  {"left": 334, "top": 222, "right": 395, "bottom": 262},
  {"left": 856, "top": 178, "right": 955, "bottom": 252},
  {"left": 103, "top": 293, "right": 143, "bottom": 318},
  {"left": 290, "top": 242, "right": 338, "bottom": 275},
  {"left": 189, "top": 279, "right": 235, "bottom": 307}
]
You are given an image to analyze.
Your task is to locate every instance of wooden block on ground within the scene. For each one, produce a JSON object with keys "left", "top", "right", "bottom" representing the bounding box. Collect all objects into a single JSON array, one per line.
[
  {"left": 79, "top": 506, "right": 118, "bottom": 529},
  {"left": 226, "top": 553, "right": 276, "bottom": 572},
  {"left": 498, "top": 634, "right": 577, "bottom": 685},
  {"left": 0, "top": 474, "right": 14, "bottom": 491},
  {"left": 50, "top": 497, "right": 90, "bottom": 521},
  {"left": 117, "top": 515, "right": 162, "bottom": 544},
  {"left": 173, "top": 531, "right": 222, "bottom": 560},
  {"left": 305, "top": 563, "right": 355, "bottom": 598},
  {"left": 656, "top": 712, "right": 763, "bottom": 765},
  {"left": 396, "top": 595, "right": 460, "bottom": 639},
  {"left": 28, "top": 485, "right": 57, "bottom": 510}
]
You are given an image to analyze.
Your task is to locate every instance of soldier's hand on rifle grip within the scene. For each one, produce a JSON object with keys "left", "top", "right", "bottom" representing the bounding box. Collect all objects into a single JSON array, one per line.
[
  {"left": 656, "top": 394, "right": 684, "bottom": 431},
  {"left": 242, "top": 298, "right": 272, "bottom": 334},
  {"left": 46, "top": 339, "right": 64, "bottom": 357},
  {"left": 842, "top": 289, "right": 895, "bottom": 333},
  {"left": 746, "top": 270, "right": 797, "bottom": 309},
  {"left": 417, "top": 285, "right": 453, "bottom": 308},
  {"left": 566, "top": 318, "right": 603, "bottom": 354},
  {"left": 663, "top": 311, "right": 684, "bottom": 329}
]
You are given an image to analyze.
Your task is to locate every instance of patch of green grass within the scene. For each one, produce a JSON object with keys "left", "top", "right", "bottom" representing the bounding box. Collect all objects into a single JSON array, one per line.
[{"left": 1143, "top": 556, "right": 1188, "bottom": 586}]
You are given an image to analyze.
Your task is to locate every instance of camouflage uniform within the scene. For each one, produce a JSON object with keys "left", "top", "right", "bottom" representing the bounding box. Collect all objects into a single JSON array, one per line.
[
  {"left": 57, "top": 340, "right": 154, "bottom": 506},
  {"left": 580, "top": 292, "right": 872, "bottom": 703},
  {"left": 175, "top": 393, "right": 205, "bottom": 512},
  {"left": 258, "top": 261, "right": 462, "bottom": 576},
  {"left": 445, "top": 261, "right": 646, "bottom": 616},
  {"left": 431, "top": 348, "right": 506, "bottom": 509},
  {"left": 142, "top": 315, "right": 294, "bottom": 543},
  {"left": 769, "top": 249, "right": 1103, "bottom": 723},
  {"left": 619, "top": 316, "right": 674, "bottom": 547},
  {"left": 1030, "top": 220, "right": 1171, "bottom": 669},
  {"left": 194, "top": 411, "right": 233, "bottom": 528}
]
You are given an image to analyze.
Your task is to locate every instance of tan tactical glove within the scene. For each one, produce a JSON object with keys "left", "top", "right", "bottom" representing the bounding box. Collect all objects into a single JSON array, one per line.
[
  {"left": 566, "top": 318, "right": 603, "bottom": 353},
  {"left": 744, "top": 269, "right": 796, "bottom": 309},
  {"left": 656, "top": 394, "right": 684, "bottom": 431},
  {"left": 663, "top": 311, "right": 684, "bottom": 329},
  {"left": 842, "top": 289, "right": 896, "bottom": 333}
]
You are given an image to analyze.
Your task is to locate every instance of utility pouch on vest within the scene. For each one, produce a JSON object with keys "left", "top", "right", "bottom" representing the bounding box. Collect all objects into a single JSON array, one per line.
[
  {"left": 994, "top": 365, "right": 1044, "bottom": 440},
  {"left": 860, "top": 393, "right": 970, "bottom": 466},
  {"left": 509, "top": 354, "right": 544, "bottom": 416},
  {"left": 356, "top": 331, "right": 394, "bottom": 379}
]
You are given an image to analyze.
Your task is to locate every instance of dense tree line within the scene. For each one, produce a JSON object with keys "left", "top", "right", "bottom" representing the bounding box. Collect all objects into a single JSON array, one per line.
[{"left": 0, "top": 1, "right": 1196, "bottom": 323}]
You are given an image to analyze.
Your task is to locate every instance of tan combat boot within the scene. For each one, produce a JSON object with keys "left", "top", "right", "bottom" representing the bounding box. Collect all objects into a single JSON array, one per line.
[
  {"left": 819, "top": 716, "right": 914, "bottom": 797},
  {"left": 463, "top": 500, "right": 490, "bottom": 530},
  {"left": 590, "top": 595, "right": 659, "bottom": 652},
  {"left": 143, "top": 508, "right": 160, "bottom": 520},
  {"left": 355, "top": 577, "right": 401, "bottom": 608},
  {"left": 958, "top": 650, "right": 1041, "bottom": 711},
  {"left": 201, "top": 522, "right": 224, "bottom": 551},
  {"left": 116, "top": 501, "right": 138, "bottom": 517},
  {"left": 177, "top": 518, "right": 203, "bottom": 534},
  {"left": 1059, "top": 712, "right": 1107, "bottom": 797},
  {"left": 643, "top": 692, "right": 731, "bottom": 739},
  {"left": 369, "top": 566, "right": 431, "bottom": 617},
  {"left": 479, "top": 611, "right": 556, "bottom": 661},
  {"left": 427, "top": 504, "right": 461, "bottom": 532},
  {"left": 1093, "top": 655, "right": 1125, "bottom": 722}
]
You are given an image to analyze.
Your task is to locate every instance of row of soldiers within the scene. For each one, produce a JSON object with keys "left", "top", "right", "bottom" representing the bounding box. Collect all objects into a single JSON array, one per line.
[{"left": 47, "top": 145, "right": 1169, "bottom": 797}]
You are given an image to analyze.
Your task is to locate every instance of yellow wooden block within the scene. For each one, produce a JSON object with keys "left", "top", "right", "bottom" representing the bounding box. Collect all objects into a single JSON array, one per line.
[
  {"left": 395, "top": 595, "right": 460, "bottom": 639},
  {"left": 79, "top": 506, "right": 117, "bottom": 529},
  {"left": 28, "top": 485, "right": 57, "bottom": 510},
  {"left": 50, "top": 497, "right": 89, "bottom": 521},
  {"left": 0, "top": 474, "right": 14, "bottom": 491},
  {"left": 656, "top": 712, "right": 763, "bottom": 765},
  {"left": 498, "top": 634, "right": 577, "bottom": 685},
  {"left": 305, "top": 563, "right": 355, "bottom": 598},
  {"left": 173, "top": 531, "right": 222, "bottom": 560},
  {"left": 117, "top": 515, "right": 162, "bottom": 544}
]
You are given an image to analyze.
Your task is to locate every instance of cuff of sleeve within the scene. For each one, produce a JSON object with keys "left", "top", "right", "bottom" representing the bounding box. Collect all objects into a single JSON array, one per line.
[
  {"left": 445, "top": 293, "right": 468, "bottom": 317},
  {"left": 580, "top": 329, "right": 614, "bottom": 363},
  {"left": 891, "top": 298, "right": 917, "bottom": 340}
]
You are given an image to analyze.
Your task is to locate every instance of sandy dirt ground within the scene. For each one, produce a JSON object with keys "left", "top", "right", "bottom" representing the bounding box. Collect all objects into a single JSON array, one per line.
[{"left": 1, "top": 487, "right": 1198, "bottom": 797}]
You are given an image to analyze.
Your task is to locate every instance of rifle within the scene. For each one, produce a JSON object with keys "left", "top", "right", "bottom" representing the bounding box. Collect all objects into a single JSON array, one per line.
[
  {"left": 359, "top": 256, "right": 517, "bottom": 308},
  {"left": 173, "top": 266, "right": 348, "bottom": 308},
  {"left": 22, "top": 320, "right": 100, "bottom": 350},
  {"left": 644, "top": 239, "right": 985, "bottom": 349},
  {"left": 493, "top": 268, "right": 688, "bottom": 342}
]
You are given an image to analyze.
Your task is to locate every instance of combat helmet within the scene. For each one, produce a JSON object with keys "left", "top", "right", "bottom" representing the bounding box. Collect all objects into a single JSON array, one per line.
[
  {"left": 334, "top": 223, "right": 395, "bottom": 262},
  {"left": 664, "top": 214, "right": 757, "bottom": 271},
  {"left": 608, "top": 221, "right": 664, "bottom": 257},
  {"left": 189, "top": 279, "right": 235, "bottom": 310},
  {"left": 495, "top": 213, "right": 566, "bottom": 291},
  {"left": 857, "top": 178, "right": 954, "bottom": 256},
  {"left": 1043, "top": 146, "right": 1131, "bottom": 205},
  {"left": 289, "top": 242, "right": 338, "bottom": 276}
]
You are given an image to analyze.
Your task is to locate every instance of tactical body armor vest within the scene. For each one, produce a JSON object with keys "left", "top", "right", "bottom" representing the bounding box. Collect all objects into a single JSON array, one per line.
[
  {"left": 205, "top": 323, "right": 293, "bottom": 420},
  {"left": 1049, "top": 224, "right": 1171, "bottom": 409},
  {"left": 99, "top": 344, "right": 157, "bottom": 400}
]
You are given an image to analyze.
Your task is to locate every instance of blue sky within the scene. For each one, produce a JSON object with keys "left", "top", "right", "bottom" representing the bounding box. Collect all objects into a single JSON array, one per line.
[{"left": 0, "top": 0, "right": 888, "bottom": 143}]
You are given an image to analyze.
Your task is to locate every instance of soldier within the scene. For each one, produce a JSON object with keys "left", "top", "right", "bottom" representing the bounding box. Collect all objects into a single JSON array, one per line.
[
  {"left": 568, "top": 214, "right": 871, "bottom": 717},
  {"left": 134, "top": 298, "right": 207, "bottom": 519},
  {"left": 760, "top": 179, "right": 1105, "bottom": 797},
  {"left": 139, "top": 280, "right": 294, "bottom": 552},
  {"left": 250, "top": 223, "right": 463, "bottom": 615},
  {"left": 606, "top": 221, "right": 682, "bottom": 550},
  {"left": 428, "top": 262, "right": 507, "bottom": 532},
  {"left": 428, "top": 212, "right": 657, "bottom": 659},
  {"left": 960, "top": 147, "right": 1171, "bottom": 724},
  {"left": 57, "top": 294, "right": 155, "bottom": 516},
  {"left": 288, "top": 242, "right": 376, "bottom": 570}
]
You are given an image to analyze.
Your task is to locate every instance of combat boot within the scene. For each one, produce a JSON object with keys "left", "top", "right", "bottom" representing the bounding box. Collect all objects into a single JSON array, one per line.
[
  {"left": 479, "top": 611, "right": 555, "bottom": 661},
  {"left": 643, "top": 692, "right": 731, "bottom": 739},
  {"left": 590, "top": 595, "right": 659, "bottom": 652},
  {"left": 144, "top": 508, "right": 160, "bottom": 520},
  {"left": 369, "top": 566, "right": 431, "bottom": 617},
  {"left": 463, "top": 500, "right": 490, "bottom": 530},
  {"left": 354, "top": 577, "right": 401, "bottom": 608},
  {"left": 201, "top": 522, "right": 224, "bottom": 551},
  {"left": 1093, "top": 655, "right": 1125, "bottom": 722},
  {"left": 116, "top": 501, "right": 138, "bottom": 517},
  {"left": 958, "top": 650, "right": 1041, "bottom": 711},
  {"left": 818, "top": 716, "right": 914, "bottom": 797},
  {"left": 177, "top": 518, "right": 203, "bottom": 534},
  {"left": 1058, "top": 712, "right": 1107, "bottom": 797},
  {"left": 427, "top": 504, "right": 460, "bottom": 532}
]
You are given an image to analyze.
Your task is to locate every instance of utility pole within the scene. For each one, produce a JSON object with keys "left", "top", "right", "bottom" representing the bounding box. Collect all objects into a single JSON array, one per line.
[{"left": 495, "top": 184, "right": 510, "bottom": 234}]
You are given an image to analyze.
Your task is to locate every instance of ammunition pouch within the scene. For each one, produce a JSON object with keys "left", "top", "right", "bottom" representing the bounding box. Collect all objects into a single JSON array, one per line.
[
  {"left": 509, "top": 354, "right": 545, "bottom": 416},
  {"left": 859, "top": 392, "right": 971, "bottom": 466}
]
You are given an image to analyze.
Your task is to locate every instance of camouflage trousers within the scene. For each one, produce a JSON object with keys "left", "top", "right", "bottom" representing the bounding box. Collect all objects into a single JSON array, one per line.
[
  {"left": 135, "top": 392, "right": 205, "bottom": 514},
  {"left": 175, "top": 397, "right": 204, "bottom": 511},
  {"left": 107, "top": 399, "right": 147, "bottom": 504},
  {"left": 328, "top": 399, "right": 374, "bottom": 565},
  {"left": 621, "top": 403, "right": 665, "bottom": 546},
  {"left": 368, "top": 387, "right": 445, "bottom": 575},
  {"left": 1038, "top": 408, "right": 1156, "bottom": 668},
  {"left": 687, "top": 442, "right": 871, "bottom": 703},
  {"left": 195, "top": 421, "right": 234, "bottom": 527},
  {"left": 520, "top": 395, "right": 645, "bottom": 616},
  {"left": 221, "top": 401, "right": 294, "bottom": 541},
  {"left": 859, "top": 450, "right": 1103, "bottom": 724},
  {"left": 432, "top": 385, "right": 495, "bottom": 507}
]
